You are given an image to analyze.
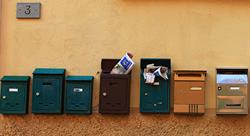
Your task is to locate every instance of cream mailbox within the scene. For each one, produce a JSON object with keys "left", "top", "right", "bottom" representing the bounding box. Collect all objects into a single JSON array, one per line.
[
  {"left": 216, "top": 68, "right": 248, "bottom": 114},
  {"left": 174, "top": 70, "right": 207, "bottom": 114}
]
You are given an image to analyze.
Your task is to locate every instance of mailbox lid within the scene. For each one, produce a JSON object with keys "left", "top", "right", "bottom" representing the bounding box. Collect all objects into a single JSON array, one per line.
[
  {"left": 101, "top": 59, "right": 120, "bottom": 73},
  {"left": 66, "top": 76, "right": 93, "bottom": 81},
  {"left": 33, "top": 68, "right": 65, "bottom": 75},
  {"left": 174, "top": 70, "right": 207, "bottom": 81},
  {"left": 1, "top": 76, "right": 30, "bottom": 82}
]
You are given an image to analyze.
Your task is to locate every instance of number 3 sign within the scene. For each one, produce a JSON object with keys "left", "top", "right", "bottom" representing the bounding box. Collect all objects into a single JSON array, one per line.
[{"left": 16, "top": 3, "right": 41, "bottom": 19}]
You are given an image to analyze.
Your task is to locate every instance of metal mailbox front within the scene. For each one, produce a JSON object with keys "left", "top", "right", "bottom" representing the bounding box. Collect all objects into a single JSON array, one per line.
[
  {"left": 0, "top": 76, "right": 30, "bottom": 114},
  {"left": 140, "top": 58, "right": 171, "bottom": 113},
  {"left": 65, "top": 76, "right": 93, "bottom": 114},
  {"left": 216, "top": 68, "right": 248, "bottom": 114},
  {"left": 32, "top": 68, "right": 65, "bottom": 114}
]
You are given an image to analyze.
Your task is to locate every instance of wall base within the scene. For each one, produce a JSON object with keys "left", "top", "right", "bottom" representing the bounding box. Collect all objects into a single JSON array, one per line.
[{"left": 0, "top": 108, "right": 250, "bottom": 135}]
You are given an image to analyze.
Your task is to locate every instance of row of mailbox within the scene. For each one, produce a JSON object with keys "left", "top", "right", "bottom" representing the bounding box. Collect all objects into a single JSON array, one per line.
[{"left": 0, "top": 58, "right": 248, "bottom": 115}]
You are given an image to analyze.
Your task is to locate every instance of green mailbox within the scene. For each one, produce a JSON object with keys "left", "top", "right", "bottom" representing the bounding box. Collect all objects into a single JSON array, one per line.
[
  {"left": 32, "top": 68, "right": 65, "bottom": 114},
  {"left": 140, "top": 58, "right": 171, "bottom": 113},
  {"left": 64, "top": 76, "right": 94, "bottom": 114},
  {"left": 0, "top": 76, "right": 30, "bottom": 114}
]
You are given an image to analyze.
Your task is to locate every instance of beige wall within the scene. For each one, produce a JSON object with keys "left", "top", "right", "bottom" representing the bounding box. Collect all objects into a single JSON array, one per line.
[{"left": 1, "top": 0, "right": 250, "bottom": 109}]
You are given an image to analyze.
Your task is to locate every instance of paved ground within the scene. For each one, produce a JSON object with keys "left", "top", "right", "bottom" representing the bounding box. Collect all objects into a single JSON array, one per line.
[{"left": 0, "top": 109, "right": 249, "bottom": 136}]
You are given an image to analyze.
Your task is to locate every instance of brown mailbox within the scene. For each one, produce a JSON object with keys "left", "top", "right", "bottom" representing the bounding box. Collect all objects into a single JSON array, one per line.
[
  {"left": 174, "top": 70, "right": 207, "bottom": 114},
  {"left": 99, "top": 59, "right": 131, "bottom": 114}
]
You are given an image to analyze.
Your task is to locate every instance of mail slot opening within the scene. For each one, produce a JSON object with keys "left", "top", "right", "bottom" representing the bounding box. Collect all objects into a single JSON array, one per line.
[
  {"left": 43, "top": 82, "right": 52, "bottom": 85},
  {"left": 177, "top": 73, "right": 202, "bottom": 77},
  {"left": 226, "top": 104, "right": 241, "bottom": 107}
]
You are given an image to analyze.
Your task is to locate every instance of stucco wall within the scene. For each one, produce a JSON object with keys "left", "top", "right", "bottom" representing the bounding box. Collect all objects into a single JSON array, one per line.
[
  {"left": 2, "top": 0, "right": 250, "bottom": 109},
  {"left": 0, "top": 0, "right": 250, "bottom": 108}
]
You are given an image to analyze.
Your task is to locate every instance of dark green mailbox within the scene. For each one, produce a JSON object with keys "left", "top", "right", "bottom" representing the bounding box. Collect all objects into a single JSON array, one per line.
[
  {"left": 64, "top": 76, "right": 94, "bottom": 114},
  {"left": 32, "top": 68, "right": 65, "bottom": 114},
  {"left": 0, "top": 76, "right": 30, "bottom": 114},
  {"left": 140, "top": 58, "right": 171, "bottom": 113}
]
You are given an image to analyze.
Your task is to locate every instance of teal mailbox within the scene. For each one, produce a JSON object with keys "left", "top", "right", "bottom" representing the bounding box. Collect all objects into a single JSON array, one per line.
[
  {"left": 32, "top": 68, "right": 65, "bottom": 114},
  {"left": 140, "top": 58, "right": 171, "bottom": 113},
  {"left": 0, "top": 76, "right": 30, "bottom": 114},
  {"left": 64, "top": 76, "right": 94, "bottom": 114}
]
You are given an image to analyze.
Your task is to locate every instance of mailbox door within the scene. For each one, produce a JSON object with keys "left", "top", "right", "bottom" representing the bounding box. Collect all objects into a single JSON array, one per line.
[
  {"left": 140, "top": 76, "right": 169, "bottom": 113},
  {"left": 66, "top": 82, "right": 91, "bottom": 111},
  {"left": 33, "top": 77, "right": 60, "bottom": 112},
  {"left": 1, "top": 83, "right": 26, "bottom": 112},
  {"left": 174, "top": 81, "right": 205, "bottom": 105},
  {"left": 100, "top": 78, "right": 128, "bottom": 112}
]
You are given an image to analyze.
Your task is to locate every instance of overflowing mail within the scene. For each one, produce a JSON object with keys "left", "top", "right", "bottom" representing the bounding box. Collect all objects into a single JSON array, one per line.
[
  {"left": 143, "top": 64, "right": 168, "bottom": 85},
  {"left": 111, "top": 53, "right": 135, "bottom": 75}
]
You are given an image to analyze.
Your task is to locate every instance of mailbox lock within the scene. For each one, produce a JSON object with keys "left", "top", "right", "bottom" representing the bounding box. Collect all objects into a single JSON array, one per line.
[
  {"left": 153, "top": 104, "right": 157, "bottom": 107},
  {"left": 218, "top": 86, "right": 222, "bottom": 91},
  {"left": 144, "top": 93, "right": 148, "bottom": 96},
  {"left": 2, "top": 96, "right": 6, "bottom": 99},
  {"left": 103, "top": 92, "right": 107, "bottom": 96},
  {"left": 36, "top": 92, "right": 40, "bottom": 96}
]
